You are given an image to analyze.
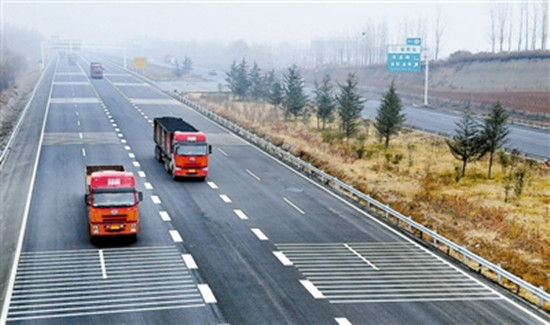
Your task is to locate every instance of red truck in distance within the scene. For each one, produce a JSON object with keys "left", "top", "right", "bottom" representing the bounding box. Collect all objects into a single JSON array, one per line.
[
  {"left": 68, "top": 53, "right": 77, "bottom": 65},
  {"left": 154, "top": 117, "right": 211, "bottom": 180},
  {"left": 85, "top": 165, "right": 143, "bottom": 240},
  {"left": 90, "top": 62, "right": 104, "bottom": 78}
]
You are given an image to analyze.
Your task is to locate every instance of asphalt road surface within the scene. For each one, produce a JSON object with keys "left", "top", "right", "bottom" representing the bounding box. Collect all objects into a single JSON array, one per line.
[{"left": 1, "top": 55, "right": 548, "bottom": 324}]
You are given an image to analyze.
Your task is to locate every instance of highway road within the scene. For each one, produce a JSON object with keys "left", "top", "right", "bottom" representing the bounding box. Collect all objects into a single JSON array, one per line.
[{"left": 1, "top": 55, "right": 548, "bottom": 324}]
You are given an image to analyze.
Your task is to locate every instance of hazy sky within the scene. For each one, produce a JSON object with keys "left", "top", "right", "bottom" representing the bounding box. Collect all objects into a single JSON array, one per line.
[{"left": 1, "top": 0, "right": 524, "bottom": 57}]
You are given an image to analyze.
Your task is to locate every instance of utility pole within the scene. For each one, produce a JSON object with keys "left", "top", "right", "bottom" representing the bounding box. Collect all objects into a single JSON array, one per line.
[{"left": 423, "top": 48, "right": 429, "bottom": 106}]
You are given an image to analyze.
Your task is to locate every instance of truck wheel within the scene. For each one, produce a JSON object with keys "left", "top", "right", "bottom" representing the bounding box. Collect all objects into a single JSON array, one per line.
[
  {"left": 155, "top": 146, "right": 162, "bottom": 162},
  {"left": 164, "top": 159, "right": 171, "bottom": 173}
]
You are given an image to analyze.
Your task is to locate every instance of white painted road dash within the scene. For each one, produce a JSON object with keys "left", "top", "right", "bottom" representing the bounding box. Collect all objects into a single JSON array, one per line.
[
  {"left": 98, "top": 250, "right": 107, "bottom": 279},
  {"left": 182, "top": 254, "right": 198, "bottom": 269},
  {"left": 273, "top": 251, "right": 293, "bottom": 266},
  {"left": 159, "top": 210, "right": 171, "bottom": 221},
  {"left": 251, "top": 228, "right": 268, "bottom": 240},
  {"left": 198, "top": 284, "right": 217, "bottom": 303},
  {"left": 220, "top": 194, "right": 232, "bottom": 203},
  {"left": 283, "top": 197, "right": 305, "bottom": 214},
  {"left": 233, "top": 209, "right": 249, "bottom": 220},
  {"left": 300, "top": 280, "right": 325, "bottom": 299},
  {"left": 151, "top": 195, "right": 161, "bottom": 204},
  {"left": 335, "top": 317, "right": 352, "bottom": 325},
  {"left": 169, "top": 230, "right": 183, "bottom": 242},
  {"left": 207, "top": 181, "right": 219, "bottom": 189}
]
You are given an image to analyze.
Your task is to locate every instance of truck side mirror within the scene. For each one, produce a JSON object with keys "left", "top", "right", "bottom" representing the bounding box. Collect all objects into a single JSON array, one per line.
[
  {"left": 209, "top": 144, "right": 212, "bottom": 154},
  {"left": 85, "top": 194, "right": 90, "bottom": 206},
  {"left": 138, "top": 192, "right": 143, "bottom": 202}
]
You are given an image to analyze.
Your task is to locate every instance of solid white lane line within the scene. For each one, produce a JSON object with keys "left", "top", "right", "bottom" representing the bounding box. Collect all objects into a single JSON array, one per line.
[
  {"left": 233, "top": 209, "right": 248, "bottom": 220},
  {"left": 98, "top": 250, "right": 107, "bottom": 279},
  {"left": 207, "top": 181, "right": 218, "bottom": 189},
  {"left": 159, "top": 211, "right": 171, "bottom": 221},
  {"left": 219, "top": 194, "right": 232, "bottom": 203},
  {"left": 335, "top": 317, "right": 352, "bottom": 325},
  {"left": 169, "top": 230, "right": 183, "bottom": 243},
  {"left": 144, "top": 182, "right": 153, "bottom": 190},
  {"left": 246, "top": 169, "right": 261, "bottom": 181},
  {"left": 197, "top": 284, "right": 217, "bottom": 303},
  {"left": 273, "top": 251, "right": 293, "bottom": 266},
  {"left": 151, "top": 195, "right": 161, "bottom": 204},
  {"left": 251, "top": 228, "right": 268, "bottom": 240},
  {"left": 283, "top": 197, "right": 305, "bottom": 214},
  {"left": 344, "top": 243, "right": 379, "bottom": 270},
  {"left": 300, "top": 280, "right": 325, "bottom": 299},
  {"left": 182, "top": 254, "right": 198, "bottom": 269}
]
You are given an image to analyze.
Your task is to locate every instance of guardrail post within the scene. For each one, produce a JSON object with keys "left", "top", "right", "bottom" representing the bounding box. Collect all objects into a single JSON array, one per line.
[
  {"left": 462, "top": 246, "right": 467, "bottom": 264},
  {"left": 433, "top": 230, "right": 438, "bottom": 246},
  {"left": 407, "top": 216, "right": 412, "bottom": 231},
  {"left": 539, "top": 286, "right": 544, "bottom": 307},
  {"left": 497, "top": 262, "right": 502, "bottom": 284},
  {"left": 385, "top": 205, "right": 389, "bottom": 219}
]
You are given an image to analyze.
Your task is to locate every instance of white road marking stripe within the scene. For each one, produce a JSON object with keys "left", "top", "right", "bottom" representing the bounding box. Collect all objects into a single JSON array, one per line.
[
  {"left": 207, "top": 181, "right": 218, "bottom": 189},
  {"left": 159, "top": 211, "right": 171, "bottom": 221},
  {"left": 335, "top": 317, "right": 352, "bottom": 325},
  {"left": 169, "top": 230, "right": 183, "bottom": 243},
  {"left": 246, "top": 169, "right": 261, "bottom": 181},
  {"left": 151, "top": 195, "right": 161, "bottom": 204},
  {"left": 300, "top": 280, "right": 325, "bottom": 299},
  {"left": 124, "top": 145, "right": 131, "bottom": 150},
  {"left": 98, "top": 250, "right": 107, "bottom": 279},
  {"left": 251, "top": 228, "right": 268, "bottom": 240},
  {"left": 144, "top": 182, "right": 153, "bottom": 190},
  {"left": 81, "top": 148, "right": 86, "bottom": 157},
  {"left": 283, "top": 197, "right": 305, "bottom": 214},
  {"left": 117, "top": 133, "right": 124, "bottom": 138},
  {"left": 138, "top": 171, "right": 146, "bottom": 178},
  {"left": 114, "top": 128, "right": 120, "bottom": 132},
  {"left": 121, "top": 139, "right": 127, "bottom": 144},
  {"left": 77, "top": 120, "right": 80, "bottom": 126},
  {"left": 273, "top": 251, "right": 293, "bottom": 266},
  {"left": 132, "top": 161, "right": 140, "bottom": 167},
  {"left": 79, "top": 132, "right": 83, "bottom": 139},
  {"left": 219, "top": 194, "right": 232, "bottom": 203},
  {"left": 344, "top": 243, "right": 378, "bottom": 270},
  {"left": 128, "top": 153, "right": 135, "bottom": 158},
  {"left": 197, "top": 284, "right": 217, "bottom": 303},
  {"left": 182, "top": 254, "right": 198, "bottom": 269},
  {"left": 233, "top": 209, "right": 248, "bottom": 220},
  {"left": 217, "top": 148, "right": 228, "bottom": 156}
]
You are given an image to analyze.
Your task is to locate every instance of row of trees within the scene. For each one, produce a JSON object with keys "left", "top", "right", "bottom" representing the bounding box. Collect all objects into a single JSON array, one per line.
[
  {"left": 225, "top": 58, "right": 407, "bottom": 146},
  {"left": 225, "top": 58, "right": 511, "bottom": 181},
  {"left": 0, "top": 49, "right": 27, "bottom": 93}
]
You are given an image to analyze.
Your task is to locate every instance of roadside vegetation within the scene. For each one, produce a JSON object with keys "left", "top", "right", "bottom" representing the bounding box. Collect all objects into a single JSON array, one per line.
[{"left": 188, "top": 58, "right": 549, "bottom": 309}]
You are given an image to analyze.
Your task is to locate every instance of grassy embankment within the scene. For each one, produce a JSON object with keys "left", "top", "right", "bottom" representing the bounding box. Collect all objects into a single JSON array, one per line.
[{"left": 186, "top": 92, "right": 549, "bottom": 310}]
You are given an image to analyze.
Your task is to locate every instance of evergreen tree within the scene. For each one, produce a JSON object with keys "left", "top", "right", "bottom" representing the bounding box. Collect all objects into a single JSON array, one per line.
[
  {"left": 262, "top": 69, "right": 276, "bottom": 101},
  {"left": 374, "top": 81, "right": 405, "bottom": 149},
  {"left": 314, "top": 74, "right": 336, "bottom": 129},
  {"left": 282, "top": 64, "right": 308, "bottom": 120},
  {"left": 482, "top": 101, "right": 510, "bottom": 178},
  {"left": 268, "top": 81, "right": 284, "bottom": 108},
  {"left": 249, "top": 61, "right": 263, "bottom": 101},
  {"left": 225, "top": 60, "right": 239, "bottom": 95},
  {"left": 234, "top": 58, "right": 250, "bottom": 99},
  {"left": 446, "top": 105, "right": 487, "bottom": 177},
  {"left": 182, "top": 56, "right": 192, "bottom": 74},
  {"left": 336, "top": 73, "right": 364, "bottom": 140}
]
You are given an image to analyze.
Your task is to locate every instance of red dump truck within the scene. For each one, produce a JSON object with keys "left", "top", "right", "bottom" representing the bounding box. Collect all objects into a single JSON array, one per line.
[
  {"left": 68, "top": 53, "right": 77, "bottom": 65},
  {"left": 154, "top": 117, "right": 211, "bottom": 180},
  {"left": 85, "top": 165, "right": 143, "bottom": 239},
  {"left": 90, "top": 62, "right": 104, "bottom": 78}
]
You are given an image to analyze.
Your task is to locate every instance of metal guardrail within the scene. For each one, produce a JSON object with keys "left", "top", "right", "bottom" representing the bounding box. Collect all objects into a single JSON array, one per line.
[{"left": 171, "top": 89, "right": 549, "bottom": 310}]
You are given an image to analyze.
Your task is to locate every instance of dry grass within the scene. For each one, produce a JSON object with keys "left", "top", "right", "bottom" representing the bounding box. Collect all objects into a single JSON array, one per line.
[{"left": 188, "top": 92, "right": 550, "bottom": 308}]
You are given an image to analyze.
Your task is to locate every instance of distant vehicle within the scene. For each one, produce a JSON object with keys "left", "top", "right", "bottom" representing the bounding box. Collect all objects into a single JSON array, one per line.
[
  {"left": 67, "top": 53, "right": 77, "bottom": 65},
  {"left": 85, "top": 165, "right": 143, "bottom": 240},
  {"left": 90, "top": 62, "right": 104, "bottom": 78},
  {"left": 154, "top": 117, "right": 211, "bottom": 180}
]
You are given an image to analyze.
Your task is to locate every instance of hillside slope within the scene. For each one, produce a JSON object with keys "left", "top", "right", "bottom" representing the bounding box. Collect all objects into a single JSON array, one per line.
[{"left": 304, "top": 53, "right": 550, "bottom": 126}]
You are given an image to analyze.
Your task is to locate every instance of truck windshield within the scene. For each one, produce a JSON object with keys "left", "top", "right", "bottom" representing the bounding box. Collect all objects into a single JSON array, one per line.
[
  {"left": 175, "top": 143, "right": 208, "bottom": 156},
  {"left": 93, "top": 192, "right": 135, "bottom": 208}
]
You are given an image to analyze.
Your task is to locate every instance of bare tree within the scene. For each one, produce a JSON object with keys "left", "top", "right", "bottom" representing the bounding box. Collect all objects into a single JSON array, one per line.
[
  {"left": 496, "top": 2, "right": 510, "bottom": 52},
  {"left": 524, "top": 0, "right": 530, "bottom": 50},
  {"left": 531, "top": 2, "right": 538, "bottom": 50},
  {"left": 434, "top": 5, "right": 447, "bottom": 60},
  {"left": 507, "top": 6, "right": 514, "bottom": 51},
  {"left": 517, "top": 2, "right": 525, "bottom": 51},
  {"left": 541, "top": 0, "right": 549, "bottom": 50},
  {"left": 489, "top": 6, "right": 497, "bottom": 52}
]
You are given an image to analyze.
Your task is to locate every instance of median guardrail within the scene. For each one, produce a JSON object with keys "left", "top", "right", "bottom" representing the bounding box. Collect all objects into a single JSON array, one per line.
[{"left": 171, "top": 89, "right": 549, "bottom": 310}]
